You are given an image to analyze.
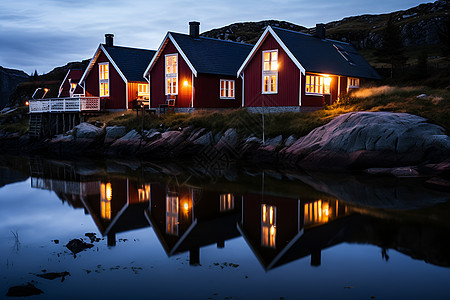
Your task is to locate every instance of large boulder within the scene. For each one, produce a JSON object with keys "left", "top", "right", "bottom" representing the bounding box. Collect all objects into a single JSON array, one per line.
[
  {"left": 282, "top": 112, "right": 450, "bottom": 170},
  {"left": 74, "top": 122, "right": 104, "bottom": 139}
]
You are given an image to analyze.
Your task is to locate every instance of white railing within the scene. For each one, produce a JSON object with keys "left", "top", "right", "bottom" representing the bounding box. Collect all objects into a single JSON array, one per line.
[{"left": 29, "top": 97, "right": 100, "bottom": 113}]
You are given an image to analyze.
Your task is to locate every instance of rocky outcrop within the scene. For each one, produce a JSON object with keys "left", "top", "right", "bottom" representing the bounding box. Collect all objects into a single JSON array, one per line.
[
  {"left": 2, "top": 112, "right": 449, "bottom": 184},
  {"left": 281, "top": 112, "right": 450, "bottom": 170},
  {"left": 0, "top": 66, "right": 29, "bottom": 108}
]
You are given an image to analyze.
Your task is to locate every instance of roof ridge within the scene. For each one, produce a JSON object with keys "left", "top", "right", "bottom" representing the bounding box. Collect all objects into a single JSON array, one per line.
[
  {"left": 169, "top": 31, "right": 254, "bottom": 47},
  {"left": 102, "top": 44, "right": 156, "bottom": 53},
  {"left": 271, "top": 26, "right": 352, "bottom": 46}
]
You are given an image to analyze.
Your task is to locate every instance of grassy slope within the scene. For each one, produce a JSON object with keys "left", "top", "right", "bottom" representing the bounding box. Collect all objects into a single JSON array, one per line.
[{"left": 89, "top": 85, "right": 449, "bottom": 139}]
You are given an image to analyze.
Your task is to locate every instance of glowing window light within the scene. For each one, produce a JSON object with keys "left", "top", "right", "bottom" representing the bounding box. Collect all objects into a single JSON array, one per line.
[
  {"left": 100, "top": 182, "right": 112, "bottom": 220},
  {"left": 138, "top": 184, "right": 150, "bottom": 202},
  {"left": 261, "top": 204, "right": 276, "bottom": 248},
  {"left": 220, "top": 193, "right": 234, "bottom": 211}
]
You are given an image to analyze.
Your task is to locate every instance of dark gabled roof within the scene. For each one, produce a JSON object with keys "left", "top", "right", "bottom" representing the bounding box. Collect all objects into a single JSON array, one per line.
[
  {"left": 271, "top": 27, "right": 381, "bottom": 80},
  {"left": 103, "top": 45, "right": 156, "bottom": 82},
  {"left": 170, "top": 32, "right": 253, "bottom": 76}
]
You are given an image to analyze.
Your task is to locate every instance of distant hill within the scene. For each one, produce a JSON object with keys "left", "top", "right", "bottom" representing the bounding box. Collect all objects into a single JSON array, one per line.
[
  {"left": 0, "top": 66, "right": 29, "bottom": 109},
  {"left": 202, "top": 1, "right": 449, "bottom": 53},
  {"left": 8, "top": 59, "right": 89, "bottom": 106},
  {"left": 201, "top": 20, "right": 307, "bottom": 44}
]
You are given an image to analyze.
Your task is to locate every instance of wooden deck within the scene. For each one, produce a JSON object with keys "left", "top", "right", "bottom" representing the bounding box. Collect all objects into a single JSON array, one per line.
[{"left": 29, "top": 97, "right": 100, "bottom": 113}]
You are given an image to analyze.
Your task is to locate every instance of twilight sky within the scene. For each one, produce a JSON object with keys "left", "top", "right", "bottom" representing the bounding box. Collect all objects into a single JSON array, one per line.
[{"left": 0, "top": 0, "right": 428, "bottom": 75}]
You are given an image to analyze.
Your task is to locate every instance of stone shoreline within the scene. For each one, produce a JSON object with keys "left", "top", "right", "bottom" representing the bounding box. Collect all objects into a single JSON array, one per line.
[{"left": 1, "top": 111, "right": 449, "bottom": 188}]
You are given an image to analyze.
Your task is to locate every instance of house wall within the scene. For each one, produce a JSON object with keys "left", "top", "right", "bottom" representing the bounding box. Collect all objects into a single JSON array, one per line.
[
  {"left": 84, "top": 50, "right": 127, "bottom": 110},
  {"left": 150, "top": 41, "right": 193, "bottom": 108},
  {"left": 243, "top": 34, "right": 300, "bottom": 107},
  {"left": 195, "top": 74, "right": 242, "bottom": 108}
]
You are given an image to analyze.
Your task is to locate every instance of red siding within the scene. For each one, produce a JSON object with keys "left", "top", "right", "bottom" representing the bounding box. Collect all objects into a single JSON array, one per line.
[
  {"left": 84, "top": 50, "right": 127, "bottom": 110},
  {"left": 195, "top": 74, "right": 242, "bottom": 108},
  {"left": 243, "top": 34, "right": 300, "bottom": 107},
  {"left": 150, "top": 41, "right": 193, "bottom": 108}
]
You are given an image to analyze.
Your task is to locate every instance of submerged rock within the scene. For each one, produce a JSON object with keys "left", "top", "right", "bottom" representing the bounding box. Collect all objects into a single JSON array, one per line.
[
  {"left": 65, "top": 239, "right": 94, "bottom": 255},
  {"left": 36, "top": 271, "right": 71, "bottom": 281},
  {"left": 6, "top": 283, "right": 43, "bottom": 297}
]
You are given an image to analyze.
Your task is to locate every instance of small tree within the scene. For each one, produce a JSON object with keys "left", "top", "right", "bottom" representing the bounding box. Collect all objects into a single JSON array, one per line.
[{"left": 376, "top": 16, "right": 407, "bottom": 78}]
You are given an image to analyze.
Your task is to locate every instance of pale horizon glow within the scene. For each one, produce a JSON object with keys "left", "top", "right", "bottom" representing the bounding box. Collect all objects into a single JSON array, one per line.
[{"left": 0, "top": 0, "right": 430, "bottom": 74}]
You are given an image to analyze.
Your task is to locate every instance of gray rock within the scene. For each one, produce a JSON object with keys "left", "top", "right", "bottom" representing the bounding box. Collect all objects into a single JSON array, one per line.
[
  {"left": 105, "top": 126, "right": 127, "bottom": 140},
  {"left": 193, "top": 131, "right": 214, "bottom": 146},
  {"left": 283, "top": 112, "right": 450, "bottom": 170},
  {"left": 284, "top": 135, "right": 297, "bottom": 147},
  {"left": 265, "top": 135, "right": 282, "bottom": 146},
  {"left": 118, "top": 129, "right": 141, "bottom": 141},
  {"left": 74, "top": 122, "right": 104, "bottom": 139},
  {"left": 217, "top": 128, "right": 238, "bottom": 149}
]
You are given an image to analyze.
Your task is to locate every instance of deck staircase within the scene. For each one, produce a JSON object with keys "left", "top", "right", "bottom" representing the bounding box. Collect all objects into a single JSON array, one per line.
[{"left": 29, "top": 114, "right": 42, "bottom": 138}]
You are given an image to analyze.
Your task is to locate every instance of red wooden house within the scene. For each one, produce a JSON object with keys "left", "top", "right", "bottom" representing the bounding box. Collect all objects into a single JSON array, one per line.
[
  {"left": 237, "top": 25, "right": 380, "bottom": 112},
  {"left": 143, "top": 22, "right": 253, "bottom": 111},
  {"left": 79, "top": 34, "right": 156, "bottom": 111},
  {"left": 58, "top": 69, "right": 84, "bottom": 98}
]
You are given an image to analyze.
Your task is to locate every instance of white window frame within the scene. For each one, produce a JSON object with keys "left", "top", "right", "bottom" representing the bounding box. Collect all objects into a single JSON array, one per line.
[
  {"left": 165, "top": 54, "right": 178, "bottom": 95},
  {"left": 166, "top": 192, "right": 179, "bottom": 236},
  {"left": 305, "top": 74, "right": 331, "bottom": 96},
  {"left": 220, "top": 79, "right": 235, "bottom": 99},
  {"left": 99, "top": 62, "right": 109, "bottom": 97},
  {"left": 138, "top": 83, "right": 149, "bottom": 97},
  {"left": 262, "top": 50, "right": 278, "bottom": 94},
  {"left": 347, "top": 77, "right": 360, "bottom": 89}
]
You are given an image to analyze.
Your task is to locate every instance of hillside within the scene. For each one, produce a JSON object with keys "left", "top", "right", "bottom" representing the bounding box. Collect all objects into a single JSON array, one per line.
[
  {"left": 7, "top": 59, "right": 89, "bottom": 107},
  {"left": 202, "top": 0, "right": 450, "bottom": 66},
  {"left": 0, "top": 66, "right": 29, "bottom": 109},
  {"left": 201, "top": 20, "right": 307, "bottom": 44}
]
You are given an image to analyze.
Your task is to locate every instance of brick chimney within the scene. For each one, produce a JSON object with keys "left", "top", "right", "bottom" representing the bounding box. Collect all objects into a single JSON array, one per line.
[
  {"left": 105, "top": 34, "right": 114, "bottom": 46},
  {"left": 189, "top": 21, "right": 200, "bottom": 39},
  {"left": 315, "top": 24, "right": 326, "bottom": 39}
]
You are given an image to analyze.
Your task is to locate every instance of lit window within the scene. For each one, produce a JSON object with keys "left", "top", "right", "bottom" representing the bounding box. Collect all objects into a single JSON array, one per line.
[
  {"left": 262, "top": 50, "right": 278, "bottom": 94},
  {"left": 261, "top": 204, "right": 276, "bottom": 248},
  {"left": 220, "top": 193, "right": 234, "bottom": 211},
  {"left": 304, "top": 200, "right": 333, "bottom": 226},
  {"left": 348, "top": 77, "right": 360, "bottom": 89},
  {"left": 166, "top": 192, "right": 179, "bottom": 236},
  {"left": 99, "top": 62, "right": 109, "bottom": 97},
  {"left": 100, "top": 182, "right": 112, "bottom": 220},
  {"left": 165, "top": 54, "right": 178, "bottom": 95},
  {"left": 220, "top": 80, "right": 235, "bottom": 99},
  {"left": 138, "top": 184, "right": 150, "bottom": 202},
  {"left": 138, "top": 83, "right": 149, "bottom": 97},
  {"left": 305, "top": 75, "right": 331, "bottom": 95}
]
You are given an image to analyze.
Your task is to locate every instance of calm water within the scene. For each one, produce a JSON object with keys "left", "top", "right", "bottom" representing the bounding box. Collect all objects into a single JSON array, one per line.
[{"left": 1, "top": 156, "right": 450, "bottom": 299}]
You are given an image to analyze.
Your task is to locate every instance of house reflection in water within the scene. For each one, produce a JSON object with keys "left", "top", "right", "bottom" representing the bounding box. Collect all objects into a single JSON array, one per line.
[
  {"left": 146, "top": 184, "right": 241, "bottom": 265},
  {"left": 31, "top": 161, "right": 151, "bottom": 247},
  {"left": 238, "top": 194, "right": 352, "bottom": 271},
  {"left": 83, "top": 179, "right": 151, "bottom": 246}
]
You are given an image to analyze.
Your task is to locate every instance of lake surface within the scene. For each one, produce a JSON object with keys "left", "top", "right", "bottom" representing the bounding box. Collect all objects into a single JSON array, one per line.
[{"left": 1, "top": 155, "right": 450, "bottom": 299}]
